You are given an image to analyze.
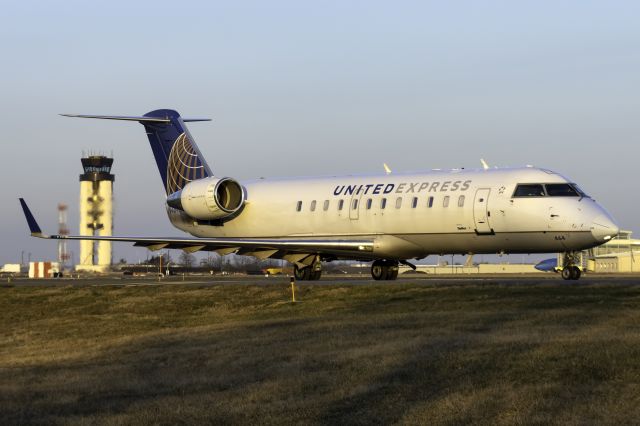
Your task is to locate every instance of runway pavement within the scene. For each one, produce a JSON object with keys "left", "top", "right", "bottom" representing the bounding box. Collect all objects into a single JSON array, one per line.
[{"left": 4, "top": 273, "right": 640, "bottom": 287}]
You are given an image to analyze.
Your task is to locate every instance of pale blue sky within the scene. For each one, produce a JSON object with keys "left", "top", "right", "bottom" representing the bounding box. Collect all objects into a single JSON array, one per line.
[{"left": 2, "top": 1, "right": 639, "bottom": 264}]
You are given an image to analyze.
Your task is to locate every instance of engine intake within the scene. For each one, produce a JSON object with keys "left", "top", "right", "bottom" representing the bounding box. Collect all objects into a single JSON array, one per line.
[{"left": 167, "top": 177, "right": 245, "bottom": 221}]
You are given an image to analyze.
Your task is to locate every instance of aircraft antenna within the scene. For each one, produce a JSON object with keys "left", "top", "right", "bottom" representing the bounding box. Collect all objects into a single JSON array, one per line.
[{"left": 57, "top": 203, "right": 70, "bottom": 269}]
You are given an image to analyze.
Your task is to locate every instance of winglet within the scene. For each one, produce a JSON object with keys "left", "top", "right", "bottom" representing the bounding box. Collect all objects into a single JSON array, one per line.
[{"left": 18, "top": 199, "right": 48, "bottom": 238}]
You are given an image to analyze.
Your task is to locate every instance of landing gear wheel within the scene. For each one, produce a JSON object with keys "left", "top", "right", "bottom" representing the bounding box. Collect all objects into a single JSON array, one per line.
[
  {"left": 309, "top": 260, "right": 322, "bottom": 280},
  {"left": 561, "top": 251, "right": 583, "bottom": 281},
  {"left": 294, "top": 264, "right": 311, "bottom": 281},
  {"left": 371, "top": 260, "right": 399, "bottom": 281},
  {"left": 387, "top": 264, "right": 399, "bottom": 280},
  {"left": 561, "top": 266, "right": 582, "bottom": 281},
  {"left": 294, "top": 262, "right": 322, "bottom": 281},
  {"left": 371, "top": 260, "right": 386, "bottom": 280},
  {"left": 309, "top": 268, "right": 322, "bottom": 281},
  {"left": 570, "top": 266, "right": 581, "bottom": 280}
]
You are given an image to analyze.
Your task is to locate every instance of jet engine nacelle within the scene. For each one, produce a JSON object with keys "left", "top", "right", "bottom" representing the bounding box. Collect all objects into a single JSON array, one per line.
[{"left": 166, "top": 177, "right": 245, "bottom": 221}]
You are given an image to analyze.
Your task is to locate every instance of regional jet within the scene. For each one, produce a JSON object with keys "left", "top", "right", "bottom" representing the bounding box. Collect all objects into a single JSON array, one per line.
[{"left": 19, "top": 109, "right": 619, "bottom": 281}]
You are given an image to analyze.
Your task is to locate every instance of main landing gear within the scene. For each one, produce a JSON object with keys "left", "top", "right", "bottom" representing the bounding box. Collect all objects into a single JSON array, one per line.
[
  {"left": 371, "top": 259, "right": 399, "bottom": 281},
  {"left": 561, "top": 251, "right": 582, "bottom": 281},
  {"left": 293, "top": 261, "right": 322, "bottom": 281}
]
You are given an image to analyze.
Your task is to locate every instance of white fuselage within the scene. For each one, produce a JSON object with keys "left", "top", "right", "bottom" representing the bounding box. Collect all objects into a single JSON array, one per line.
[{"left": 167, "top": 167, "right": 618, "bottom": 260}]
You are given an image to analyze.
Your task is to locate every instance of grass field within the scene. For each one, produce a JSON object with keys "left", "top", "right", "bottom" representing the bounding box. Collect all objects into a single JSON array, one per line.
[{"left": 2, "top": 279, "right": 640, "bottom": 425}]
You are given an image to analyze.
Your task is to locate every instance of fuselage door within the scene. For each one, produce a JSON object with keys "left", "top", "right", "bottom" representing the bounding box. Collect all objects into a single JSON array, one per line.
[
  {"left": 548, "top": 205, "right": 569, "bottom": 247},
  {"left": 349, "top": 187, "right": 363, "bottom": 220},
  {"left": 548, "top": 206, "right": 566, "bottom": 229},
  {"left": 473, "top": 188, "right": 493, "bottom": 235},
  {"left": 548, "top": 206, "right": 557, "bottom": 229}
]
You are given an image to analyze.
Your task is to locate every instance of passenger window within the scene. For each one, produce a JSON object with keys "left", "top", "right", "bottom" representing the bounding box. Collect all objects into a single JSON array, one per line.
[
  {"left": 381, "top": 198, "right": 387, "bottom": 209},
  {"left": 296, "top": 201, "right": 302, "bottom": 212},
  {"left": 428, "top": 196, "right": 434, "bottom": 208},
  {"left": 310, "top": 200, "right": 316, "bottom": 212},
  {"left": 338, "top": 199, "right": 344, "bottom": 211},
  {"left": 323, "top": 200, "right": 329, "bottom": 211},
  {"left": 395, "top": 197, "right": 402, "bottom": 209},
  {"left": 412, "top": 197, "right": 418, "bottom": 208},
  {"left": 366, "top": 198, "right": 372, "bottom": 209},
  {"left": 443, "top": 196, "right": 450, "bottom": 207},
  {"left": 514, "top": 184, "right": 545, "bottom": 197},
  {"left": 352, "top": 199, "right": 358, "bottom": 210},
  {"left": 545, "top": 183, "right": 579, "bottom": 197},
  {"left": 458, "top": 195, "right": 465, "bottom": 207}
]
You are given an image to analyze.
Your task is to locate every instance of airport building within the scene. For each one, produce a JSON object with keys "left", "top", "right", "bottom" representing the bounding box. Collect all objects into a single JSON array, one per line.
[
  {"left": 0, "top": 264, "right": 22, "bottom": 274},
  {"left": 29, "top": 261, "right": 61, "bottom": 278},
  {"left": 585, "top": 230, "right": 640, "bottom": 273},
  {"left": 398, "top": 231, "right": 639, "bottom": 276},
  {"left": 75, "top": 155, "right": 114, "bottom": 273}
]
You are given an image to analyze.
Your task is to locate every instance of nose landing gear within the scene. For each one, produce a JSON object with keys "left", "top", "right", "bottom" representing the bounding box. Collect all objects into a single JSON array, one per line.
[{"left": 561, "top": 251, "right": 582, "bottom": 280}]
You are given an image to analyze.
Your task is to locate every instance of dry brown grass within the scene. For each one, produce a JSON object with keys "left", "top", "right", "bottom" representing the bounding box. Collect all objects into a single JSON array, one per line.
[{"left": 1, "top": 280, "right": 640, "bottom": 425}]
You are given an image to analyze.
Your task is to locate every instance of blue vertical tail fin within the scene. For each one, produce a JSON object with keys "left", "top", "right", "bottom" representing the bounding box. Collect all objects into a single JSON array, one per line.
[
  {"left": 61, "top": 109, "right": 213, "bottom": 194},
  {"left": 140, "top": 109, "right": 213, "bottom": 194}
]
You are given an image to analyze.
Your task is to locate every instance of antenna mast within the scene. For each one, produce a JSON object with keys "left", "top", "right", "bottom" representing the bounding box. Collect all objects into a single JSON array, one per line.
[{"left": 58, "top": 203, "right": 70, "bottom": 268}]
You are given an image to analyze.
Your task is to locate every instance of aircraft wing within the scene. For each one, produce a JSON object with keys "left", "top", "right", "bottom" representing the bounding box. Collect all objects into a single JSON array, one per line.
[{"left": 19, "top": 199, "right": 374, "bottom": 261}]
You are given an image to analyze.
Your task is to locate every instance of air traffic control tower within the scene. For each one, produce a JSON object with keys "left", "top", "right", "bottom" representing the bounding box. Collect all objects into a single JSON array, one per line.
[{"left": 76, "top": 155, "right": 114, "bottom": 273}]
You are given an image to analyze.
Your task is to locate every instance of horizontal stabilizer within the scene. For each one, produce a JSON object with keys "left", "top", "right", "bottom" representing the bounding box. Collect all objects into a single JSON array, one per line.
[
  {"left": 63, "top": 109, "right": 214, "bottom": 194},
  {"left": 182, "top": 118, "right": 213, "bottom": 122},
  {"left": 61, "top": 114, "right": 169, "bottom": 123},
  {"left": 60, "top": 114, "right": 211, "bottom": 123}
]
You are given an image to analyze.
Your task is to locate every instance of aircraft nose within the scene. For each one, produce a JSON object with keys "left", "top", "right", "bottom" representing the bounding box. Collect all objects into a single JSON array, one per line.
[{"left": 591, "top": 214, "right": 619, "bottom": 243}]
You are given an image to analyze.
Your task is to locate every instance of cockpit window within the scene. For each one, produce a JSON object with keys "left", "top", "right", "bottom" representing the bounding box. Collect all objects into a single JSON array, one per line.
[
  {"left": 513, "top": 182, "right": 588, "bottom": 198},
  {"left": 513, "top": 184, "right": 545, "bottom": 197},
  {"left": 571, "top": 184, "right": 589, "bottom": 198},
  {"left": 545, "top": 183, "right": 579, "bottom": 197}
]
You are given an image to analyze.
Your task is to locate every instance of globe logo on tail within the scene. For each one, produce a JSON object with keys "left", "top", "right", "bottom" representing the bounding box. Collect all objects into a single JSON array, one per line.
[{"left": 166, "top": 133, "right": 208, "bottom": 194}]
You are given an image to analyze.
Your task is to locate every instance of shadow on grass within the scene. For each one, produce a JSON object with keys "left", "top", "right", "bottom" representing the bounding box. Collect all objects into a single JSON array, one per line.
[{"left": 2, "top": 284, "right": 640, "bottom": 425}]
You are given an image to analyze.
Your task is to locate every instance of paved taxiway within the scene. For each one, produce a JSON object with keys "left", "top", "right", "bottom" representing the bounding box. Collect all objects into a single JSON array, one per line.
[{"left": 4, "top": 273, "right": 640, "bottom": 287}]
